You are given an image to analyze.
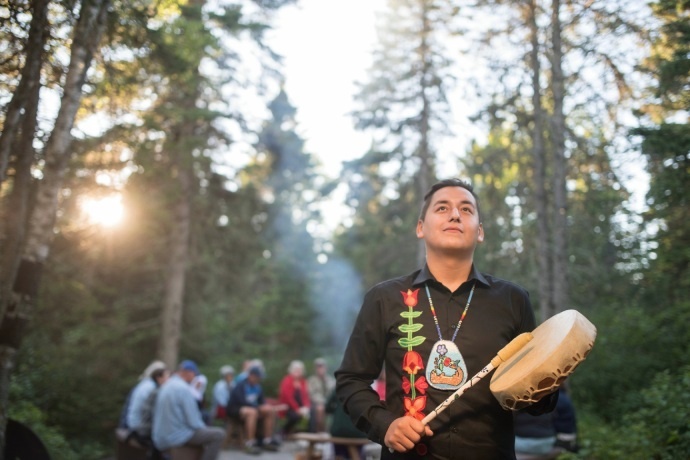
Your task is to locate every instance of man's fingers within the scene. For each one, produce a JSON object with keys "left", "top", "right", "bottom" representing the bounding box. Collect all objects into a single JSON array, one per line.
[
  {"left": 389, "top": 437, "right": 416, "bottom": 452},
  {"left": 385, "top": 416, "right": 431, "bottom": 452}
]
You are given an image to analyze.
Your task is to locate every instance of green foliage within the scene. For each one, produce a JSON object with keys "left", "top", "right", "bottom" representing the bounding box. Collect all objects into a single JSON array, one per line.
[
  {"left": 464, "top": 129, "right": 536, "bottom": 288},
  {"left": 9, "top": 348, "right": 109, "bottom": 460},
  {"left": 574, "top": 366, "right": 690, "bottom": 459},
  {"left": 569, "top": 301, "right": 685, "bottom": 418},
  {"left": 635, "top": 0, "right": 690, "bottom": 303},
  {"left": 645, "top": 0, "right": 690, "bottom": 109},
  {"left": 12, "top": 257, "right": 139, "bottom": 448}
]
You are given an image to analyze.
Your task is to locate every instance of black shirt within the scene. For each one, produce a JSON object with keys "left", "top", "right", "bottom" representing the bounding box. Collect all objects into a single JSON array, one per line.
[{"left": 335, "top": 264, "right": 537, "bottom": 459}]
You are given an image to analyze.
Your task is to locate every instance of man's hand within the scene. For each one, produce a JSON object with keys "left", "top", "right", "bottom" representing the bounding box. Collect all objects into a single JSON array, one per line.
[{"left": 384, "top": 416, "right": 433, "bottom": 452}]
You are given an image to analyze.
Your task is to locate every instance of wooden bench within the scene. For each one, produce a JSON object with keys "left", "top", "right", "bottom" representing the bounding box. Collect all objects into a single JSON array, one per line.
[
  {"left": 223, "top": 400, "right": 288, "bottom": 449},
  {"left": 114, "top": 428, "right": 148, "bottom": 460},
  {"left": 290, "top": 432, "right": 372, "bottom": 460},
  {"left": 166, "top": 445, "right": 203, "bottom": 460},
  {"left": 223, "top": 417, "right": 246, "bottom": 449}
]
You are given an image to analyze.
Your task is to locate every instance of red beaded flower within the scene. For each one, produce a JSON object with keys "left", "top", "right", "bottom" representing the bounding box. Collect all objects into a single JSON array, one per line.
[
  {"left": 402, "top": 351, "right": 424, "bottom": 375},
  {"left": 402, "top": 375, "right": 428, "bottom": 395},
  {"left": 400, "top": 289, "right": 420, "bottom": 307},
  {"left": 398, "top": 286, "right": 427, "bottom": 420},
  {"left": 403, "top": 395, "right": 427, "bottom": 420}
]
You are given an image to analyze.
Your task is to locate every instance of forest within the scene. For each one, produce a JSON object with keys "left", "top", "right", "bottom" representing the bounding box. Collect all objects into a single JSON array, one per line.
[{"left": 0, "top": 0, "right": 688, "bottom": 459}]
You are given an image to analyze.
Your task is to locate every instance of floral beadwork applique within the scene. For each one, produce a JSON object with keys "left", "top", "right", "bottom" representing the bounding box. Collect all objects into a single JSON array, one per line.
[
  {"left": 425, "top": 339, "right": 468, "bottom": 390},
  {"left": 423, "top": 282, "right": 474, "bottom": 390},
  {"left": 398, "top": 289, "right": 427, "bottom": 419}
]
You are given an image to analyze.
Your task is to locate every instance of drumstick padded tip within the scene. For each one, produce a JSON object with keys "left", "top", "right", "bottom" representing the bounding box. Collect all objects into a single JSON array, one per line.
[{"left": 491, "top": 333, "right": 533, "bottom": 367}]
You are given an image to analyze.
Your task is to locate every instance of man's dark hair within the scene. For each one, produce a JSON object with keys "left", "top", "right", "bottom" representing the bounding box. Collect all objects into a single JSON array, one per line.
[{"left": 418, "top": 178, "right": 481, "bottom": 222}]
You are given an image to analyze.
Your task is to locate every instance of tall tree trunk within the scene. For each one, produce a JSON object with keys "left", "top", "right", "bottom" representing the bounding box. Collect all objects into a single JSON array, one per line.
[
  {"left": 157, "top": 168, "right": 192, "bottom": 368},
  {"left": 549, "top": 0, "right": 569, "bottom": 316},
  {"left": 158, "top": 0, "right": 206, "bottom": 368},
  {"left": 416, "top": 0, "right": 435, "bottom": 267},
  {"left": 526, "top": 0, "right": 553, "bottom": 322},
  {"left": 0, "top": 0, "right": 110, "bottom": 455},
  {"left": 0, "top": 0, "right": 49, "bottom": 309},
  {"left": 0, "top": 0, "right": 49, "bottom": 185},
  {"left": 0, "top": 76, "right": 41, "bottom": 312},
  {"left": 155, "top": 0, "right": 205, "bottom": 368}
]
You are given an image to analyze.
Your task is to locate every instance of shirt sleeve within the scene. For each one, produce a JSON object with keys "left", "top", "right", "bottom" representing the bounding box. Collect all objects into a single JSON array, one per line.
[
  {"left": 335, "top": 286, "right": 396, "bottom": 444},
  {"left": 179, "top": 385, "right": 206, "bottom": 430},
  {"left": 127, "top": 380, "right": 150, "bottom": 430}
]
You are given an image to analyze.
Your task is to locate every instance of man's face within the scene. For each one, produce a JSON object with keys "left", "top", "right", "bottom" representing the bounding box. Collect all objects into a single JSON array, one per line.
[
  {"left": 416, "top": 186, "right": 484, "bottom": 256},
  {"left": 180, "top": 370, "right": 196, "bottom": 383}
]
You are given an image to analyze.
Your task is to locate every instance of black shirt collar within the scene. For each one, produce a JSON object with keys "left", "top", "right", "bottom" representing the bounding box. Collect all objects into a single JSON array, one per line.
[{"left": 412, "top": 263, "right": 490, "bottom": 290}]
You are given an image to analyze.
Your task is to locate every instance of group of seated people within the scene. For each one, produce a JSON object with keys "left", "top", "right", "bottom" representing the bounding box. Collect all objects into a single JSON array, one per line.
[
  {"left": 120, "top": 357, "right": 577, "bottom": 460},
  {"left": 118, "top": 359, "right": 226, "bottom": 460},
  {"left": 118, "top": 356, "right": 342, "bottom": 458},
  {"left": 213, "top": 357, "right": 339, "bottom": 455}
]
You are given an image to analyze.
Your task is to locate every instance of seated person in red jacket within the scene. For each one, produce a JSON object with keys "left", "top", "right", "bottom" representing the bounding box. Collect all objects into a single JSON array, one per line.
[{"left": 278, "top": 360, "right": 311, "bottom": 434}]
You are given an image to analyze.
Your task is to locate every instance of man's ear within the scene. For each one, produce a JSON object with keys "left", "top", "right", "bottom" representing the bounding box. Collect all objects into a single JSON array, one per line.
[
  {"left": 477, "top": 223, "right": 484, "bottom": 243},
  {"left": 416, "top": 220, "right": 424, "bottom": 239}
]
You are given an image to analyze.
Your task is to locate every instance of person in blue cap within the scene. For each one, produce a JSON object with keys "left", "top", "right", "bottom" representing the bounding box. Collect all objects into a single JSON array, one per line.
[
  {"left": 152, "top": 360, "right": 226, "bottom": 460},
  {"left": 227, "top": 365, "right": 281, "bottom": 454}
]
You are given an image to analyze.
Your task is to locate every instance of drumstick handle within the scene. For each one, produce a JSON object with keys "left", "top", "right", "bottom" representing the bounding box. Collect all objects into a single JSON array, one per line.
[
  {"left": 421, "top": 332, "right": 533, "bottom": 426},
  {"left": 491, "top": 332, "right": 533, "bottom": 367}
]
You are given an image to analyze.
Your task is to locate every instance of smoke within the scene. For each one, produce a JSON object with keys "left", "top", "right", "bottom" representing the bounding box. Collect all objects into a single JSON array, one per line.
[{"left": 308, "top": 255, "right": 364, "bottom": 357}]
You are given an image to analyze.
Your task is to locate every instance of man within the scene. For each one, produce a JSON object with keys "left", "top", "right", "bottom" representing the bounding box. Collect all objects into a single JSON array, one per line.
[
  {"left": 227, "top": 366, "right": 280, "bottom": 455},
  {"left": 152, "top": 360, "right": 225, "bottom": 460},
  {"left": 211, "top": 365, "right": 235, "bottom": 421},
  {"left": 335, "top": 179, "right": 556, "bottom": 459}
]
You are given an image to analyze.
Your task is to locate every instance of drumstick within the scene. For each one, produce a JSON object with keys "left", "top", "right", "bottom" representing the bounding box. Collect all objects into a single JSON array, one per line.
[{"left": 421, "top": 332, "right": 533, "bottom": 426}]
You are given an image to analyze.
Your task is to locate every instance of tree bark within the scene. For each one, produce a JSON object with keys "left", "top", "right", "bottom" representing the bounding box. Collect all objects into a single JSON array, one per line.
[
  {"left": 549, "top": 0, "right": 569, "bottom": 316},
  {"left": 0, "top": 0, "right": 50, "bottom": 185},
  {"left": 0, "top": 0, "right": 111, "bottom": 455},
  {"left": 526, "top": 0, "right": 553, "bottom": 322},
  {"left": 0, "top": 71, "right": 41, "bottom": 314},
  {"left": 416, "top": 0, "right": 435, "bottom": 267},
  {"left": 157, "top": 168, "right": 192, "bottom": 369}
]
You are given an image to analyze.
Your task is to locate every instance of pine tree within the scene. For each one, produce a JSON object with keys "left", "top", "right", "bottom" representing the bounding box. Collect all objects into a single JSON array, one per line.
[{"left": 345, "top": 0, "right": 461, "bottom": 270}]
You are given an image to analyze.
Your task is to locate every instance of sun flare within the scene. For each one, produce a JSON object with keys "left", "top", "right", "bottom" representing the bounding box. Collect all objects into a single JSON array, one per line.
[{"left": 80, "top": 194, "right": 124, "bottom": 227}]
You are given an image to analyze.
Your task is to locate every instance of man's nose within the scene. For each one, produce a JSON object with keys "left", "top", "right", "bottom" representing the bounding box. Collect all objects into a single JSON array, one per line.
[{"left": 450, "top": 208, "right": 461, "bottom": 220}]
